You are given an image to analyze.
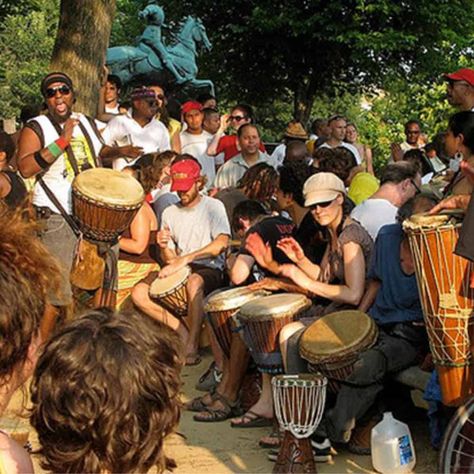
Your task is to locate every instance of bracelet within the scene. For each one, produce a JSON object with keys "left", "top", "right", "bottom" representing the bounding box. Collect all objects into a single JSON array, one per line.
[
  {"left": 47, "top": 141, "right": 63, "bottom": 158},
  {"left": 56, "top": 137, "right": 69, "bottom": 150},
  {"left": 33, "top": 151, "right": 50, "bottom": 170}
]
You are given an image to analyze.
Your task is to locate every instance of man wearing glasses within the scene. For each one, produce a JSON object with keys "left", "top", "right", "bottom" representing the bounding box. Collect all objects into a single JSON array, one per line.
[
  {"left": 445, "top": 68, "right": 474, "bottom": 112},
  {"left": 17, "top": 71, "right": 139, "bottom": 337},
  {"left": 351, "top": 162, "right": 421, "bottom": 240},
  {"left": 102, "top": 86, "right": 171, "bottom": 171},
  {"left": 207, "top": 103, "right": 266, "bottom": 164}
]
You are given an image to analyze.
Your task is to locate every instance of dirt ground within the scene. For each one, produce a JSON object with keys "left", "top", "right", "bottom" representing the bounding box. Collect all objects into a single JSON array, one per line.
[{"left": 3, "top": 350, "right": 439, "bottom": 474}]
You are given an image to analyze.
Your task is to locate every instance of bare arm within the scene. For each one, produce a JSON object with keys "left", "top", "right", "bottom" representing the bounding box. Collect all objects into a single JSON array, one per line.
[
  {"left": 281, "top": 241, "right": 366, "bottom": 305},
  {"left": 227, "top": 253, "right": 254, "bottom": 285},
  {"left": 206, "top": 114, "right": 229, "bottom": 156},
  {"left": 358, "top": 279, "right": 381, "bottom": 313},
  {"left": 365, "top": 145, "right": 374, "bottom": 175},
  {"left": 276, "top": 237, "right": 321, "bottom": 280},
  {"left": 119, "top": 204, "right": 154, "bottom": 255},
  {"left": 171, "top": 130, "right": 181, "bottom": 153}
]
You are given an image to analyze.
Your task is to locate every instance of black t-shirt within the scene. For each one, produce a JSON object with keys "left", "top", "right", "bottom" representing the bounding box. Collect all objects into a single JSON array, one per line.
[
  {"left": 240, "top": 215, "right": 296, "bottom": 277},
  {"left": 455, "top": 192, "right": 474, "bottom": 261}
]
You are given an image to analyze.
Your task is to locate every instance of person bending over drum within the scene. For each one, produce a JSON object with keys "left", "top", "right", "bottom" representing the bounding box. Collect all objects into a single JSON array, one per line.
[
  {"left": 0, "top": 207, "right": 60, "bottom": 474},
  {"left": 117, "top": 153, "right": 170, "bottom": 308},
  {"left": 30, "top": 308, "right": 182, "bottom": 474},
  {"left": 309, "top": 193, "right": 436, "bottom": 455},
  {"left": 132, "top": 157, "right": 230, "bottom": 365}
]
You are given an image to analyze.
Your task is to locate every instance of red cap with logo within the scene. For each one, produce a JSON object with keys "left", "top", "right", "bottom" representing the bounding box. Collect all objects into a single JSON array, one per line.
[
  {"left": 170, "top": 159, "right": 201, "bottom": 192},
  {"left": 444, "top": 68, "right": 474, "bottom": 86},
  {"left": 181, "top": 101, "right": 203, "bottom": 115}
]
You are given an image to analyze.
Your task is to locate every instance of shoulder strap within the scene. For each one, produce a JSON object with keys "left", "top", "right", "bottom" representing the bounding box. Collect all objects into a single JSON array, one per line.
[
  {"left": 38, "top": 177, "right": 81, "bottom": 237},
  {"left": 77, "top": 118, "right": 100, "bottom": 167},
  {"left": 45, "top": 115, "right": 81, "bottom": 176},
  {"left": 25, "top": 119, "right": 45, "bottom": 148}
]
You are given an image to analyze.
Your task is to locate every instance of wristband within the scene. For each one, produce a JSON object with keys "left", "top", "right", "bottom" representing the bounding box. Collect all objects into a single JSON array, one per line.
[
  {"left": 47, "top": 141, "right": 63, "bottom": 158},
  {"left": 56, "top": 137, "right": 69, "bottom": 150},
  {"left": 33, "top": 151, "right": 50, "bottom": 170}
]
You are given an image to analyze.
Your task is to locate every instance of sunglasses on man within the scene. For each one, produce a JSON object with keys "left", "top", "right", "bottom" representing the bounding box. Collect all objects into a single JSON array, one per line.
[{"left": 45, "top": 85, "right": 72, "bottom": 98}]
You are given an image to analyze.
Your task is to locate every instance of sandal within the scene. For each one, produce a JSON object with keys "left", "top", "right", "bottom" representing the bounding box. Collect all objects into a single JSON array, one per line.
[
  {"left": 259, "top": 427, "right": 282, "bottom": 449},
  {"left": 230, "top": 410, "right": 273, "bottom": 428},
  {"left": 185, "top": 392, "right": 215, "bottom": 412},
  {"left": 193, "top": 393, "right": 241, "bottom": 423}
]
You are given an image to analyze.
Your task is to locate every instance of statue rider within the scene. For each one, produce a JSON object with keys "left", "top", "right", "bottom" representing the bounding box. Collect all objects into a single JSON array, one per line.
[{"left": 137, "top": 3, "right": 190, "bottom": 85}]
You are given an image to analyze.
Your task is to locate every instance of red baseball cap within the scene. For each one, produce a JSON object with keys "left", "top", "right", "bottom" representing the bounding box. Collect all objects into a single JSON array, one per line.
[
  {"left": 444, "top": 68, "right": 474, "bottom": 86},
  {"left": 181, "top": 100, "right": 203, "bottom": 115},
  {"left": 170, "top": 159, "right": 201, "bottom": 192}
]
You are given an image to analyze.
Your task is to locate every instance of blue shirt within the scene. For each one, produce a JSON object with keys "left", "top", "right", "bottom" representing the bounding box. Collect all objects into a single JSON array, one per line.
[{"left": 368, "top": 224, "right": 423, "bottom": 325}]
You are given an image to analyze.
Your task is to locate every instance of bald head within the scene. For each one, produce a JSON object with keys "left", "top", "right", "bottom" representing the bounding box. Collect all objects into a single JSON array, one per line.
[{"left": 284, "top": 141, "right": 309, "bottom": 163}]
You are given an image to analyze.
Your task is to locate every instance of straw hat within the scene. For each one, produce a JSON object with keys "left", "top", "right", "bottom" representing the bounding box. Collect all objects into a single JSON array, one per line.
[{"left": 284, "top": 121, "right": 308, "bottom": 140}]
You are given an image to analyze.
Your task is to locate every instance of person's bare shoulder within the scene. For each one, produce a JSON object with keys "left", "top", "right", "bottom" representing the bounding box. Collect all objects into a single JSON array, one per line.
[{"left": 0, "top": 432, "right": 34, "bottom": 474}]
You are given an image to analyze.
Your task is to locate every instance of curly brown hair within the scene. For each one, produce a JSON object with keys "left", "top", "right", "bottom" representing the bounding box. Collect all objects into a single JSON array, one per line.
[
  {"left": 237, "top": 162, "right": 278, "bottom": 201},
  {"left": 30, "top": 308, "right": 183, "bottom": 474},
  {"left": 0, "top": 206, "right": 60, "bottom": 384}
]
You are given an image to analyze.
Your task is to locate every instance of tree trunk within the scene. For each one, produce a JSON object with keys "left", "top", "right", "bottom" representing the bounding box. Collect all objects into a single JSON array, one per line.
[
  {"left": 293, "top": 77, "right": 317, "bottom": 126},
  {"left": 49, "top": 0, "right": 116, "bottom": 117}
]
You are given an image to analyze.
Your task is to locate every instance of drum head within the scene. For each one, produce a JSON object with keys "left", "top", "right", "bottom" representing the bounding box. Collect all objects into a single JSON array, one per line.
[
  {"left": 300, "top": 310, "right": 376, "bottom": 363},
  {"left": 150, "top": 266, "right": 191, "bottom": 297},
  {"left": 403, "top": 213, "right": 450, "bottom": 231},
  {"left": 204, "top": 287, "right": 270, "bottom": 313},
  {"left": 237, "top": 293, "right": 311, "bottom": 322},
  {"left": 73, "top": 168, "right": 144, "bottom": 206}
]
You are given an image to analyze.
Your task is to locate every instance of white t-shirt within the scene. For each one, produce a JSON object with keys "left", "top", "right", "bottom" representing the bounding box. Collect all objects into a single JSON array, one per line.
[
  {"left": 161, "top": 195, "right": 231, "bottom": 269},
  {"left": 271, "top": 143, "right": 286, "bottom": 167},
  {"left": 350, "top": 198, "right": 398, "bottom": 240},
  {"left": 102, "top": 110, "right": 171, "bottom": 171},
  {"left": 318, "top": 141, "right": 362, "bottom": 165},
  {"left": 180, "top": 130, "right": 215, "bottom": 185}
]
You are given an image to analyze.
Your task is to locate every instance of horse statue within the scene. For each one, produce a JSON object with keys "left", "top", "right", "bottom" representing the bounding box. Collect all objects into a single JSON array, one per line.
[{"left": 107, "top": 4, "right": 214, "bottom": 94}]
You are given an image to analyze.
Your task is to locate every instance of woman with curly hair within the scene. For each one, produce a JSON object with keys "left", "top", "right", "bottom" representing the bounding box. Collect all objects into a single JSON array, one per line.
[
  {"left": 30, "top": 308, "right": 182, "bottom": 474},
  {"left": 0, "top": 206, "right": 59, "bottom": 474}
]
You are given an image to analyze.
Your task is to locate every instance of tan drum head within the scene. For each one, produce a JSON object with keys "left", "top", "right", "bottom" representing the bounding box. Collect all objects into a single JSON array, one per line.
[
  {"left": 403, "top": 213, "right": 450, "bottom": 231},
  {"left": 300, "top": 310, "right": 376, "bottom": 363},
  {"left": 73, "top": 168, "right": 144, "bottom": 206},
  {"left": 150, "top": 266, "right": 191, "bottom": 297},
  {"left": 237, "top": 293, "right": 311, "bottom": 322},
  {"left": 204, "top": 287, "right": 270, "bottom": 313}
]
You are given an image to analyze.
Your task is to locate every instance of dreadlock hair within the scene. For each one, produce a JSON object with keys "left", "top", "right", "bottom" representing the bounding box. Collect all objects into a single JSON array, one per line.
[{"left": 237, "top": 162, "right": 278, "bottom": 201}]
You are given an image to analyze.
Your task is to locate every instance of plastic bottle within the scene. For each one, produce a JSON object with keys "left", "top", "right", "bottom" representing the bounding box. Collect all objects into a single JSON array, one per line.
[{"left": 371, "top": 412, "right": 416, "bottom": 473}]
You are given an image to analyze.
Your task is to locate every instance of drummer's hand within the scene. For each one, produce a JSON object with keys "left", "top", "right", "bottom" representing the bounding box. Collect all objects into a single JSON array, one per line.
[
  {"left": 277, "top": 237, "right": 305, "bottom": 264},
  {"left": 429, "top": 194, "right": 470, "bottom": 214},
  {"left": 159, "top": 256, "right": 187, "bottom": 278},
  {"left": 245, "top": 232, "right": 278, "bottom": 272},
  {"left": 248, "top": 277, "right": 284, "bottom": 292},
  {"left": 157, "top": 227, "right": 171, "bottom": 248},
  {"left": 119, "top": 145, "right": 143, "bottom": 158},
  {"left": 61, "top": 117, "right": 79, "bottom": 142}
]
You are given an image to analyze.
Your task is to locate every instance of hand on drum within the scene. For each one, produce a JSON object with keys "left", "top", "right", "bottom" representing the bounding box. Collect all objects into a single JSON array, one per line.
[
  {"left": 429, "top": 194, "right": 470, "bottom": 214},
  {"left": 119, "top": 145, "right": 144, "bottom": 159},
  {"left": 277, "top": 237, "right": 305, "bottom": 264},
  {"left": 248, "top": 277, "right": 286, "bottom": 292},
  {"left": 245, "top": 232, "right": 280, "bottom": 274},
  {"left": 159, "top": 256, "right": 187, "bottom": 279}
]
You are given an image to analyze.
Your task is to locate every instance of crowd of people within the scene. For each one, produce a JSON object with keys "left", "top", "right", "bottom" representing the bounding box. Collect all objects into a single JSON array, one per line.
[{"left": 1, "top": 65, "right": 474, "bottom": 473}]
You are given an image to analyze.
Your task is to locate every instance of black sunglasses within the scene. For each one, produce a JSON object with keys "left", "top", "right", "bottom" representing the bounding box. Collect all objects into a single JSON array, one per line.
[
  {"left": 230, "top": 115, "right": 247, "bottom": 122},
  {"left": 410, "top": 179, "right": 421, "bottom": 194},
  {"left": 45, "top": 85, "right": 71, "bottom": 98},
  {"left": 310, "top": 198, "right": 335, "bottom": 210}
]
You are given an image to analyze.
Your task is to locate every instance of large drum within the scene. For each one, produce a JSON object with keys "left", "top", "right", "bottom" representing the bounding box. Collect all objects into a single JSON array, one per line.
[
  {"left": 272, "top": 374, "right": 327, "bottom": 473},
  {"left": 236, "top": 293, "right": 311, "bottom": 374},
  {"left": 300, "top": 310, "right": 378, "bottom": 393},
  {"left": 204, "top": 286, "right": 270, "bottom": 358},
  {"left": 149, "top": 266, "right": 190, "bottom": 318},
  {"left": 404, "top": 214, "right": 474, "bottom": 406},
  {"left": 72, "top": 168, "right": 144, "bottom": 242}
]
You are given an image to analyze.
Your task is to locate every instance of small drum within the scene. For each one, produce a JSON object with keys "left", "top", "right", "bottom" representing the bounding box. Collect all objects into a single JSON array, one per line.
[
  {"left": 236, "top": 293, "right": 311, "bottom": 374},
  {"left": 272, "top": 374, "right": 327, "bottom": 473},
  {"left": 149, "top": 266, "right": 190, "bottom": 318},
  {"left": 204, "top": 287, "right": 270, "bottom": 358},
  {"left": 72, "top": 168, "right": 144, "bottom": 242},
  {"left": 300, "top": 310, "right": 378, "bottom": 393},
  {"left": 404, "top": 214, "right": 474, "bottom": 406}
]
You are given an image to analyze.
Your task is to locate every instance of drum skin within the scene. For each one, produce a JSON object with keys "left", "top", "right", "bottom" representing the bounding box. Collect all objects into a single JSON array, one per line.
[
  {"left": 72, "top": 168, "right": 144, "bottom": 242},
  {"left": 300, "top": 310, "right": 378, "bottom": 393},
  {"left": 404, "top": 214, "right": 474, "bottom": 406}
]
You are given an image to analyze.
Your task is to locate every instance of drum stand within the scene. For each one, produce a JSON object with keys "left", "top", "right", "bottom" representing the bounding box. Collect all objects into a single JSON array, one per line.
[{"left": 272, "top": 375, "right": 327, "bottom": 474}]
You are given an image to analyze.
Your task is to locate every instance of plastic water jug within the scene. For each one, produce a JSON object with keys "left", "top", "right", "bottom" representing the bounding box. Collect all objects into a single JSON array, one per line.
[{"left": 371, "top": 412, "right": 416, "bottom": 473}]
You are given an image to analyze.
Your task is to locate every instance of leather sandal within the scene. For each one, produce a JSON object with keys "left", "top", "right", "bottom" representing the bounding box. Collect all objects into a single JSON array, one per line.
[
  {"left": 193, "top": 393, "right": 241, "bottom": 422},
  {"left": 185, "top": 391, "right": 215, "bottom": 412}
]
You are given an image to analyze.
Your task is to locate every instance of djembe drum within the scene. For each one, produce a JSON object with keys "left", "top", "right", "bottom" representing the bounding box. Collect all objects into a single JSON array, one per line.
[
  {"left": 72, "top": 168, "right": 144, "bottom": 242},
  {"left": 236, "top": 293, "right": 311, "bottom": 374},
  {"left": 272, "top": 374, "right": 327, "bottom": 473},
  {"left": 204, "top": 287, "right": 270, "bottom": 359},
  {"left": 149, "top": 266, "right": 190, "bottom": 318},
  {"left": 403, "top": 213, "right": 474, "bottom": 406},
  {"left": 300, "top": 310, "right": 378, "bottom": 393}
]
